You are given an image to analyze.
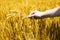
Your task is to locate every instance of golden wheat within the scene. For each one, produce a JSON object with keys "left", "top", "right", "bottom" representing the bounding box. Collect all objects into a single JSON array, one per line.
[{"left": 0, "top": 0, "right": 60, "bottom": 40}]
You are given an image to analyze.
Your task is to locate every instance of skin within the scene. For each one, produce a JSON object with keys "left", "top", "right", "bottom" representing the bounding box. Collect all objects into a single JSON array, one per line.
[{"left": 28, "top": 7, "right": 60, "bottom": 19}]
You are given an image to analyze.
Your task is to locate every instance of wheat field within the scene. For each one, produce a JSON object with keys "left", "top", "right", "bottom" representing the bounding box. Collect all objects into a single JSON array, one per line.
[{"left": 0, "top": 0, "right": 60, "bottom": 40}]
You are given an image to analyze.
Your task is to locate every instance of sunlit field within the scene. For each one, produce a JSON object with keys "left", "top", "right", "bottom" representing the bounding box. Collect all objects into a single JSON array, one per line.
[{"left": 0, "top": 0, "right": 60, "bottom": 40}]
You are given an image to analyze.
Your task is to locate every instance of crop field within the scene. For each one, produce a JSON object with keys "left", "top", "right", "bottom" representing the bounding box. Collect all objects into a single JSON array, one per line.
[{"left": 0, "top": 0, "right": 60, "bottom": 40}]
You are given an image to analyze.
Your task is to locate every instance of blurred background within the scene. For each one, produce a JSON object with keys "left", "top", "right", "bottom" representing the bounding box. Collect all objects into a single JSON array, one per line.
[{"left": 0, "top": 0, "right": 60, "bottom": 40}]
